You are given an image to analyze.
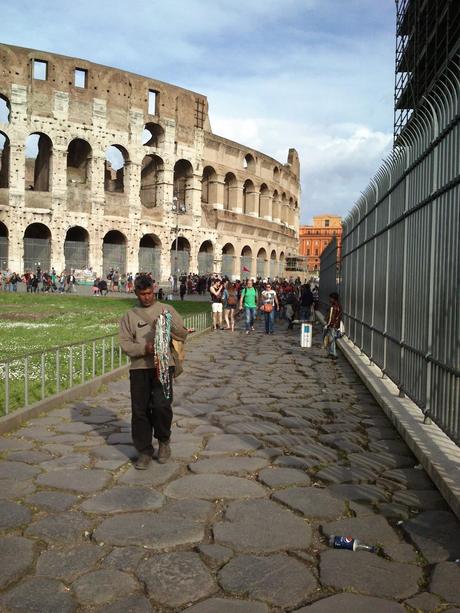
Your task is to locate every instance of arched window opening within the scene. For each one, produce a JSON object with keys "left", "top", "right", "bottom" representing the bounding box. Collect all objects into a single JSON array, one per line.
[
  {"left": 259, "top": 183, "right": 269, "bottom": 218},
  {"left": 0, "top": 95, "right": 11, "bottom": 123},
  {"left": 67, "top": 139, "right": 91, "bottom": 186},
  {"left": 243, "top": 179, "right": 254, "bottom": 215},
  {"left": 64, "top": 226, "right": 89, "bottom": 271},
  {"left": 142, "top": 122, "right": 165, "bottom": 148},
  {"left": 0, "top": 222, "right": 8, "bottom": 270},
  {"left": 0, "top": 132, "right": 10, "bottom": 188},
  {"left": 256, "top": 248, "right": 267, "bottom": 279},
  {"left": 279, "top": 251, "right": 286, "bottom": 277},
  {"left": 273, "top": 166, "right": 280, "bottom": 181},
  {"left": 240, "top": 245, "right": 252, "bottom": 279},
  {"left": 140, "top": 154, "right": 163, "bottom": 208},
  {"left": 139, "top": 234, "right": 161, "bottom": 279},
  {"left": 170, "top": 236, "right": 191, "bottom": 278},
  {"left": 23, "top": 223, "right": 51, "bottom": 272},
  {"left": 103, "top": 230, "right": 127, "bottom": 275},
  {"left": 25, "top": 133, "right": 52, "bottom": 191},
  {"left": 198, "top": 240, "right": 214, "bottom": 275},
  {"left": 221, "top": 243, "right": 235, "bottom": 278},
  {"left": 201, "top": 166, "right": 217, "bottom": 205},
  {"left": 173, "top": 159, "right": 193, "bottom": 208},
  {"left": 243, "top": 153, "right": 255, "bottom": 172},
  {"left": 105, "top": 145, "right": 128, "bottom": 193},
  {"left": 224, "top": 172, "right": 237, "bottom": 210},
  {"left": 270, "top": 249, "right": 277, "bottom": 279}
]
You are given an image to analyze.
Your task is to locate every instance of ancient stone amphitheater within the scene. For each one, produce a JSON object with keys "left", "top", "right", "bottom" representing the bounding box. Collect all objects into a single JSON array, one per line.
[{"left": 0, "top": 44, "right": 300, "bottom": 280}]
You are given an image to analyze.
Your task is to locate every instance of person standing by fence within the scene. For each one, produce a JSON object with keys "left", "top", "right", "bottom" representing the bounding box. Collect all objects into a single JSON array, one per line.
[
  {"left": 324, "top": 292, "right": 342, "bottom": 360},
  {"left": 119, "top": 274, "right": 189, "bottom": 469}
]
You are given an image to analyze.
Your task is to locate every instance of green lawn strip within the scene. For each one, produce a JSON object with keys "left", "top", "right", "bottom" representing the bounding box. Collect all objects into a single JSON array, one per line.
[
  {"left": 0, "top": 295, "right": 211, "bottom": 415},
  {"left": 0, "top": 294, "right": 210, "bottom": 359}
]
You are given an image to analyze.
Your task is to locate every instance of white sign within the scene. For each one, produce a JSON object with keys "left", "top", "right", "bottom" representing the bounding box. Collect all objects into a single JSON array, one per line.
[{"left": 300, "top": 322, "right": 312, "bottom": 348}]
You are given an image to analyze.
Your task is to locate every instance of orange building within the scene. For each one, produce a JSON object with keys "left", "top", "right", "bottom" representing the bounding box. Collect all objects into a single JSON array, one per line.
[{"left": 299, "top": 215, "right": 342, "bottom": 272}]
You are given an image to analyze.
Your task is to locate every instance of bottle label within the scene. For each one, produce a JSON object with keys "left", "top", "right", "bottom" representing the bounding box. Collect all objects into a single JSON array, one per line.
[{"left": 332, "top": 536, "right": 355, "bottom": 550}]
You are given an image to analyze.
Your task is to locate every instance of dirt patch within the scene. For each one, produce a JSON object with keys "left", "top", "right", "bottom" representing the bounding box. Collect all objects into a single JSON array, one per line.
[{"left": 0, "top": 312, "right": 47, "bottom": 321}]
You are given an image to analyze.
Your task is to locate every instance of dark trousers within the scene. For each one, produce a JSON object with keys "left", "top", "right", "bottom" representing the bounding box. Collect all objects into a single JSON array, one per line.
[{"left": 129, "top": 368, "right": 174, "bottom": 455}]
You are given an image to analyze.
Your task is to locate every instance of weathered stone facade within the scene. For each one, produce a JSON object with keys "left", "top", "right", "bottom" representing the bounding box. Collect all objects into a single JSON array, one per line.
[{"left": 0, "top": 44, "right": 300, "bottom": 280}]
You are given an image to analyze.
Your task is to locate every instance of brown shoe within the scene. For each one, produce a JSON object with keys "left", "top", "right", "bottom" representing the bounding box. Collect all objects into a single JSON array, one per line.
[
  {"left": 158, "top": 440, "right": 171, "bottom": 464},
  {"left": 135, "top": 453, "right": 152, "bottom": 470}
]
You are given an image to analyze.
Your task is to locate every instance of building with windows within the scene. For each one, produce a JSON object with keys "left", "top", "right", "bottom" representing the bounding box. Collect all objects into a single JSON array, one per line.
[
  {"left": 0, "top": 44, "right": 300, "bottom": 280},
  {"left": 299, "top": 215, "right": 342, "bottom": 273}
]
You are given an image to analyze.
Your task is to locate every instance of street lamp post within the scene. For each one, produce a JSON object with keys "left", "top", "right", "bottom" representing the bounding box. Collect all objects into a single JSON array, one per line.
[{"left": 172, "top": 196, "right": 186, "bottom": 292}]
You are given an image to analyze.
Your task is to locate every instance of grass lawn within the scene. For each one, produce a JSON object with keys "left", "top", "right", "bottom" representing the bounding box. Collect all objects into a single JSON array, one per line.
[
  {"left": 0, "top": 293, "right": 211, "bottom": 414},
  {"left": 0, "top": 293, "right": 209, "bottom": 360}
]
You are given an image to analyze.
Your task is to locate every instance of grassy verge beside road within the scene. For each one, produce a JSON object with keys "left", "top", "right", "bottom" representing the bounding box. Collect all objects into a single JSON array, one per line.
[
  {"left": 0, "top": 293, "right": 208, "bottom": 359},
  {"left": 0, "top": 293, "right": 210, "bottom": 414}
]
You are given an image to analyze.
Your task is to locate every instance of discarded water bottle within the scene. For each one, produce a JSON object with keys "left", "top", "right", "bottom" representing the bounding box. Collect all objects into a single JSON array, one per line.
[{"left": 329, "top": 535, "right": 375, "bottom": 553}]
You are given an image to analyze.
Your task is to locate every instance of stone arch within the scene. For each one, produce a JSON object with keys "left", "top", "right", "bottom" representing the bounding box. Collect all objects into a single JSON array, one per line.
[
  {"left": 256, "top": 247, "right": 267, "bottom": 278},
  {"left": 270, "top": 249, "right": 277, "bottom": 279},
  {"left": 0, "top": 94, "right": 10, "bottom": 123},
  {"left": 105, "top": 145, "right": 129, "bottom": 193},
  {"left": 221, "top": 242, "right": 236, "bottom": 278},
  {"left": 25, "top": 133, "right": 53, "bottom": 191},
  {"left": 198, "top": 239, "right": 214, "bottom": 275},
  {"left": 173, "top": 159, "right": 194, "bottom": 209},
  {"left": 67, "top": 138, "right": 92, "bottom": 185},
  {"left": 0, "top": 221, "right": 8, "bottom": 269},
  {"left": 243, "top": 179, "right": 256, "bottom": 215},
  {"left": 201, "top": 166, "right": 218, "bottom": 205},
  {"left": 142, "top": 122, "right": 165, "bottom": 148},
  {"left": 139, "top": 234, "right": 161, "bottom": 279},
  {"left": 0, "top": 131, "right": 10, "bottom": 188},
  {"left": 23, "top": 222, "right": 51, "bottom": 271},
  {"left": 243, "top": 153, "right": 255, "bottom": 172},
  {"left": 288, "top": 196, "right": 295, "bottom": 226},
  {"left": 103, "top": 230, "right": 127, "bottom": 275},
  {"left": 240, "top": 245, "right": 252, "bottom": 279},
  {"left": 259, "top": 183, "right": 270, "bottom": 218},
  {"left": 170, "top": 236, "right": 191, "bottom": 277},
  {"left": 224, "top": 172, "right": 237, "bottom": 211},
  {"left": 273, "top": 166, "right": 280, "bottom": 181},
  {"left": 279, "top": 251, "right": 286, "bottom": 277},
  {"left": 140, "top": 154, "right": 164, "bottom": 208},
  {"left": 272, "top": 190, "right": 280, "bottom": 222},
  {"left": 281, "top": 192, "right": 288, "bottom": 224},
  {"left": 64, "top": 226, "right": 89, "bottom": 271}
]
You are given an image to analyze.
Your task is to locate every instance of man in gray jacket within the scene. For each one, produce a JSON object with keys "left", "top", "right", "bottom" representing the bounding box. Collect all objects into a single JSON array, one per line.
[{"left": 119, "top": 274, "right": 188, "bottom": 469}]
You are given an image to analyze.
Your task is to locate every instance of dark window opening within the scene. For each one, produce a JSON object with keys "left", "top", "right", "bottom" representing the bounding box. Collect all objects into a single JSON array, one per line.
[
  {"left": 325, "top": 219, "right": 330, "bottom": 227},
  {"left": 33, "top": 59, "right": 48, "bottom": 81}
]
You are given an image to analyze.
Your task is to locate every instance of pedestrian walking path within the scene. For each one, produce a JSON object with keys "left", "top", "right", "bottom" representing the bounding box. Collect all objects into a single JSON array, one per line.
[{"left": 1, "top": 318, "right": 460, "bottom": 612}]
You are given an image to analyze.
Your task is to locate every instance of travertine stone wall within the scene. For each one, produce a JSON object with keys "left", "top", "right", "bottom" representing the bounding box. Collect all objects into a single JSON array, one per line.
[{"left": 0, "top": 44, "right": 300, "bottom": 280}]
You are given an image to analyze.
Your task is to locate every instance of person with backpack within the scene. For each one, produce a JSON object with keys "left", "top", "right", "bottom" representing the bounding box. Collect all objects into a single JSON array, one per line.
[
  {"left": 239, "top": 279, "right": 258, "bottom": 334},
  {"left": 223, "top": 282, "right": 238, "bottom": 331},
  {"left": 260, "top": 282, "right": 279, "bottom": 334}
]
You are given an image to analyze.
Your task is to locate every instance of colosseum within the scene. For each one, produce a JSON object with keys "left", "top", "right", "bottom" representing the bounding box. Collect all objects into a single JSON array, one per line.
[{"left": 0, "top": 43, "right": 301, "bottom": 281}]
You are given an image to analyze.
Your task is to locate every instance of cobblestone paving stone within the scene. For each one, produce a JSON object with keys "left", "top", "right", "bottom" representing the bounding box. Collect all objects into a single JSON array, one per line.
[{"left": 1, "top": 319, "right": 460, "bottom": 611}]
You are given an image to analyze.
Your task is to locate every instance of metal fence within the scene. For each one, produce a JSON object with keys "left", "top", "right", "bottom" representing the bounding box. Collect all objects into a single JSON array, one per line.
[
  {"left": 341, "top": 61, "right": 460, "bottom": 444},
  {"left": 319, "top": 238, "right": 339, "bottom": 312},
  {"left": 0, "top": 310, "right": 212, "bottom": 416}
]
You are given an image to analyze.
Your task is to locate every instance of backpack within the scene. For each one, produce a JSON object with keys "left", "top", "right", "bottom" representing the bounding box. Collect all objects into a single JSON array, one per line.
[{"left": 227, "top": 291, "right": 237, "bottom": 306}]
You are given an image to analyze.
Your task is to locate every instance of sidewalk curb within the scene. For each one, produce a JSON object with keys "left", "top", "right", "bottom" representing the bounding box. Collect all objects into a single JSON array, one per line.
[
  {"left": 0, "top": 325, "right": 212, "bottom": 435},
  {"left": 340, "top": 338, "right": 460, "bottom": 520}
]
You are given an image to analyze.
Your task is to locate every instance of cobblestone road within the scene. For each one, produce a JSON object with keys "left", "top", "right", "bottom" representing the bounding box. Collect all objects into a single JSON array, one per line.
[{"left": 1, "top": 318, "right": 460, "bottom": 612}]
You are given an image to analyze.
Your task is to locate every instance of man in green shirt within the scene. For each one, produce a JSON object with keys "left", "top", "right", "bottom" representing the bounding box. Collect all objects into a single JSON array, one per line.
[{"left": 239, "top": 279, "right": 258, "bottom": 334}]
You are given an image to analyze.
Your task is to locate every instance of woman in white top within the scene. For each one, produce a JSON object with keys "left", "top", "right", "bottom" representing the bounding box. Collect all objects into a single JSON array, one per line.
[{"left": 260, "top": 282, "right": 279, "bottom": 334}]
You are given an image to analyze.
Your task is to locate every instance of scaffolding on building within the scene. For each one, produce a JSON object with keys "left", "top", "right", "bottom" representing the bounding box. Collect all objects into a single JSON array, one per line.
[{"left": 394, "top": 0, "right": 460, "bottom": 143}]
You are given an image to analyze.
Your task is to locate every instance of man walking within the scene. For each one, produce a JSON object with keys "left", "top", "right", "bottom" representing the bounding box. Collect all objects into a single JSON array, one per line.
[
  {"left": 239, "top": 279, "right": 258, "bottom": 334},
  {"left": 119, "top": 274, "right": 188, "bottom": 469}
]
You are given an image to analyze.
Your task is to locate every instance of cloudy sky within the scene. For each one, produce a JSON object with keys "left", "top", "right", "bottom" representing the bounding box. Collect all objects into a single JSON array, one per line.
[{"left": 3, "top": 0, "right": 396, "bottom": 224}]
